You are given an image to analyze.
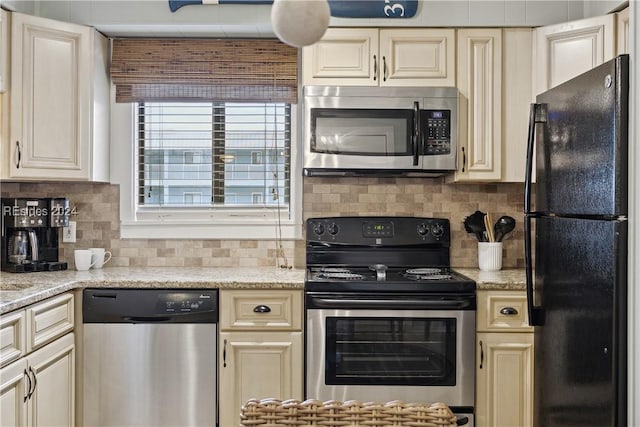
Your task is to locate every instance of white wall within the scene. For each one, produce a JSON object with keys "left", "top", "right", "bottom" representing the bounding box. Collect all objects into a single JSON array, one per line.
[{"left": 583, "top": 0, "right": 628, "bottom": 17}]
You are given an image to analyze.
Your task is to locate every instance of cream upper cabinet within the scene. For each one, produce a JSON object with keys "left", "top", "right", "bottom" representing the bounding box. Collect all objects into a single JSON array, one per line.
[
  {"left": 7, "top": 12, "right": 109, "bottom": 181},
  {"left": 476, "top": 290, "right": 534, "bottom": 427},
  {"left": 533, "top": 14, "right": 615, "bottom": 96},
  {"left": 502, "top": 28, "right": 534, "bottom": 183},
  {"left": 218, "top": 290, "right": 303, "bottom": 427},
  {"left": 302, "top": 28, "right": 455, "bottom": 87},
  {"left": 617, "top": 8, "right": 629, "bottom": 55},
  {"left": 0, "top": 9, "right": 8, "bottom": 94},
  {"left": 449, "top": 28, "right": 502, "bottom": 182}
]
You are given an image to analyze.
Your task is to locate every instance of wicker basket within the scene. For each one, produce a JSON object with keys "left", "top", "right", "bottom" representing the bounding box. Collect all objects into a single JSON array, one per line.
[{"left": 239, "top": 398, "right": 458, "bottom": 427}]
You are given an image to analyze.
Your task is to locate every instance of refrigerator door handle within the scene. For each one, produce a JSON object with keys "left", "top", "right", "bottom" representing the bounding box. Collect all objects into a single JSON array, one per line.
[
  {"left": 525, "top": 213, "right": 542, "bottom": 326},
  {"left": 524, "top": 103, "right": 547, "bottom": 215}
]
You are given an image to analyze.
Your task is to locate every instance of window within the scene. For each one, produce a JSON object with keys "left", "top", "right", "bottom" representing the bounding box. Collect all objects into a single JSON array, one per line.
[
  {"left": 111, "top": 101, "right": 301, "bottom": 240},
  {"left": 251, "top": 151, "right": 263, "bottom": 165},
  {"left": 138, "top": 101, "right": 290, "bottom": 209},
  {"left": 109, "top": 38, "right": 301, "bottom": 240}
]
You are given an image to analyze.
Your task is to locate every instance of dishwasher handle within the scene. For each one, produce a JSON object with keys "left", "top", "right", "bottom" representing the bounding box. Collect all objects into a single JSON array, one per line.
[{"left": 122, "top": 316, "right": 173, "bottom": 323}]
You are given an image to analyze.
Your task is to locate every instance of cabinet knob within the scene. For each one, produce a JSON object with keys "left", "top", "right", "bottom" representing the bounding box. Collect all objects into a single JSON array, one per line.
[
  {"left": 253, "top": 305, "right": 271, "bottom": 313},
  {"left": 499, "top": 306, "right": 518, "bottom": 316}
]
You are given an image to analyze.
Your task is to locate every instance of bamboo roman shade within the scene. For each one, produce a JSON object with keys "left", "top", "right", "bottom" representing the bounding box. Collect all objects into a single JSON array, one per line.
[{"left": 110, "top": 38, "right": 298, "bottom": 103}]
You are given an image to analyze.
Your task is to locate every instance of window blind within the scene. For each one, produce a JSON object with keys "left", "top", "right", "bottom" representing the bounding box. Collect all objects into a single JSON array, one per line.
[
  {"left": 137, "top": 102, "right": 291, "bottom": 211},
  {"left": 111, "top": 38, "right": 298, "bottom": 103}
]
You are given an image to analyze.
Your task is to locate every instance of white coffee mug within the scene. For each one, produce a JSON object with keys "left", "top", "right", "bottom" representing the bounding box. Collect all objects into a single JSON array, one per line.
[
  {"left": 89, "top": 248, "right": 112, "bottom": 269},
  {"left": 74, "top": 249, "right": 97, "bottom": 271}
]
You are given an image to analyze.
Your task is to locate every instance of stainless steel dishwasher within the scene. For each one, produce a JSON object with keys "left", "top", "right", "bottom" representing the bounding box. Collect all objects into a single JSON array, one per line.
[{"left": 83, "top": 289, "right": 218, "bottom": 427}]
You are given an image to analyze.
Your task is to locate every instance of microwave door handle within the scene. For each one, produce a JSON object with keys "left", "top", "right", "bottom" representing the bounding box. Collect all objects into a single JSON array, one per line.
[{"left": 412, "top": 102, "right": 420, "bottom": 166}]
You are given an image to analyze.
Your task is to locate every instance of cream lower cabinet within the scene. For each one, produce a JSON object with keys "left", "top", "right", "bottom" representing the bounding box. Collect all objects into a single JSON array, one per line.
[
  {"left": 0, "top": 293, "right": 75, "bottom": 427},
  {"left": 534, "top": 13, "right": 615, "bottom": 96},
  {"left": 302, "top": 28, "right": 455, "bottom": 87},
  {"left": 218, "top": 289, "right": 303, "bottom": 427},
  {"left": 475, "top": 290, "right": 534, "bottom": 427},
  {"left": 7, "top": 12, "right": 109, "bottom": 181},
  {"left": 1, "top": 334, "right": 75, "bottom": 427}
]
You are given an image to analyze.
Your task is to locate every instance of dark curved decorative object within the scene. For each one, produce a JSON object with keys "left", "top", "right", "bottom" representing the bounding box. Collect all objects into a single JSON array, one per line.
[{"left": 168, "top": 0, "right": 418, "bottom": 19}]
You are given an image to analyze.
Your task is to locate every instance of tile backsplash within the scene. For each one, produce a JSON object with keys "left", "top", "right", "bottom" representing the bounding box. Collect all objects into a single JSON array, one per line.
[{"left": 1, "top": 178, "right": 525, "bottom": 269}]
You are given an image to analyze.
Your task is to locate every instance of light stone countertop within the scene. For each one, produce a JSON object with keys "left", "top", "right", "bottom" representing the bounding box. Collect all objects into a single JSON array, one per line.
[
  {"left": 456, "top": 268, "right": 526, "bottom": 291},
  {"left": 0, "top": 267, "right": 306, "bottom": 314},
  {"left": 0, "top": 267, "right": 526, "bottom": 314}
]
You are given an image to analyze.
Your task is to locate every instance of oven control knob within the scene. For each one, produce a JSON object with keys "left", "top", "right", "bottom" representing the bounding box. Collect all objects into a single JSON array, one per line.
[
  {"left": 431, "top": 223, "right": 445, "bottom": 238},
  {"left": 312, "top": 223, "right": 325, "bottom": 236},
  {"left": 417, "top": 223, "right": 429, "bottom": 236},
  {"left": 327, "top": 223, "right": 339, "bottom": 235}
]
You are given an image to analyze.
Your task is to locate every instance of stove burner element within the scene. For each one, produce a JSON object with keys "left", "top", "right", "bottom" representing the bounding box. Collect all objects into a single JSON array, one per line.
[
  {"left": 315, "top": 268, "right": 365, "bottom": 281},
  {"left": 406, "top": 268, "right": 442, "bottom": 275},
  {"left": 404, "top": 268, "right": 453, "bottom": 281}
]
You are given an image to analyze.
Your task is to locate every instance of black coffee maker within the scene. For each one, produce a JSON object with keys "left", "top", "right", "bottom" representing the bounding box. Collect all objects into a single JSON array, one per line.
[{"left": 1, "top": 198, "right": 70, "bottom": 273}]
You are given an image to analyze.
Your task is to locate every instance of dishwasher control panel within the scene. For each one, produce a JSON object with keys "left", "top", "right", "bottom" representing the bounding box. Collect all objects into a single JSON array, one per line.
[
  {"left": 158, "top": 292, "right": 215, "bottom": 313},
  {"left": 83, "top": 289, "right": 218, "bottom": 323}
]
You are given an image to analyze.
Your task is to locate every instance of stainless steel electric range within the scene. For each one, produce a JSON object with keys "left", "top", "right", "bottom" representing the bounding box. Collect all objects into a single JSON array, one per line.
[{"left": 304, "top": 216, "right": 476, "bottom": 426}]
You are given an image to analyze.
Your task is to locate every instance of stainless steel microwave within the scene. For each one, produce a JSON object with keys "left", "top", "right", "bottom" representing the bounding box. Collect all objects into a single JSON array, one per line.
[{"left": 303, "top": 86, "right": 459, "bottom": 177}]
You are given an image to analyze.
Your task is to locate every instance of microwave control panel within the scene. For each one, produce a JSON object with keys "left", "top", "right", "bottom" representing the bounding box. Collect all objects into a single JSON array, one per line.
[{"left": 421, "top": 110, "right": 451, "bottom": 155}]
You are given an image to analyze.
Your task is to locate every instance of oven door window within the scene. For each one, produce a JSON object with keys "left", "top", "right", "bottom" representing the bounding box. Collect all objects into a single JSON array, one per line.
[
  {"left": 325, "top": 317, "right": 456, "bottom": 386},
  {"left": 310, "top": 109, "right": 413, "bottom": 156}
]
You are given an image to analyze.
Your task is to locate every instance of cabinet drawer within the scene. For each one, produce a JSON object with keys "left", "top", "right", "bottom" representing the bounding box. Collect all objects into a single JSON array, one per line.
[
  {"left": 477, "top": 291, "right": 532, "bottom": 332},
  {"left": 26, "top": 293, "right": 74, "bottom": 352},
  {"left": 220, "top": 290, "right": 302, "bottom": 331},
  {"left": 0, "top": 310, "right": 25, "bottom": 367}
]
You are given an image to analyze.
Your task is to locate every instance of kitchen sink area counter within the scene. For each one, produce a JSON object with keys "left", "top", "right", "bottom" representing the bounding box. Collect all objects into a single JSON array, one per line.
[{"left": 0, "top": 267, "right": 306, "bottom": 314}]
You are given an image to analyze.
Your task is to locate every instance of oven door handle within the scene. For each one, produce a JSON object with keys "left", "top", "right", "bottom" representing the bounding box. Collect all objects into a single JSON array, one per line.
[{"left": 308, "top": 298, "right": 472, "bottom": 310}]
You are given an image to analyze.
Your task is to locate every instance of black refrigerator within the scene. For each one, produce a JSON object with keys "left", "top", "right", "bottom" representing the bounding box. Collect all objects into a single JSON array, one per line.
[{"left": 525, "top": 54, "right": 629, "bottom": 427}]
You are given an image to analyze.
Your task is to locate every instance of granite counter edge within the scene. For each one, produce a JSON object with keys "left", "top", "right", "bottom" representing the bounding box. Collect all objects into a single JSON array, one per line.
[{"left": 1, "top": 280, "right": 304, "bottom": 314}]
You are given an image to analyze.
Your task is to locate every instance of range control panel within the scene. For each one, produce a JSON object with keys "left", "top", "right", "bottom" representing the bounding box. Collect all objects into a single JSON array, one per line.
[{"left": 307, "top": 217, "right": 450, "bottom": 245}]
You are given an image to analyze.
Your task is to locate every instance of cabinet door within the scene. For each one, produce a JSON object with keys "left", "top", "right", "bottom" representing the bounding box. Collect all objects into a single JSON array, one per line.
[
  {"left": 501, "top": 28, "right": 533, "bottom": 183},
  {"left": 0, "top": 9, "right": 8, "bottom": 94},
  {"left": 27, "top": 333, "right": 75, "bottom": 427},
  {"left": 0, "top": 358, "right": 28, "bottom": 427},
  {"left": 616, "top": 8, "right": 629, "bottom": 55},
  {"left": 1, "top": 309, "right": 26, "bottom": 368},
  {"left": 379, "top": 29, "right": 455, "bottom": 87},
  {"left": 302, "top": 28, "right": 378, "bottom": 86},
  {"left": 476, "top": 332, "right": 534, "bottom": 427},
  {"left": 534, "top": 14, "right": 615, "bottom": 95},
  {"left": 453, "top": 28, "right": 502, "bottom": 181},
  {"left": 220, "top": 290, "right": 302, "bottom": 331},
  {"left": 219, "top": 331, "right": 302, "bottom": 427},
  {"left": 9, "top": 12, "right": 91, "bottom": 180}
]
